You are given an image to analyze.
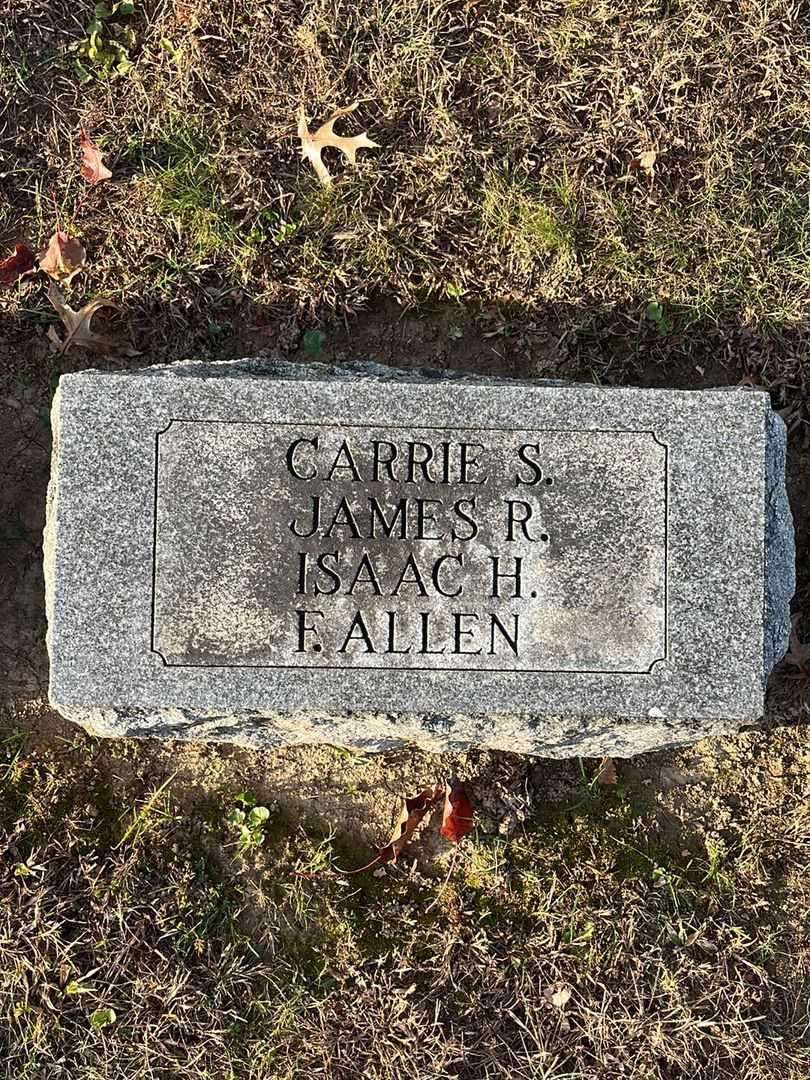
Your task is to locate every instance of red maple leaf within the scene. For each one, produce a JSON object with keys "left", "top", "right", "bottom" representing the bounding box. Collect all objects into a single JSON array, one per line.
[
  {"left": 441, "top": 780, "right": 474, "bottom": 843},
  {"left": 0, "top": 243, "right": 36, "bottom": 286}
]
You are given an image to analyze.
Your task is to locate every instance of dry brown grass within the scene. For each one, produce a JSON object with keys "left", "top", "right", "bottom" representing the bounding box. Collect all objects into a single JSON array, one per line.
[
  {"left": 1, "top": 722, "right": 809, "bottom": 1079},
  {"left": 1, "top": 0, "right": 809, "bottom": 368},
  {"left": 2, "top": 3, "right": 810, "bottom": 1077}
]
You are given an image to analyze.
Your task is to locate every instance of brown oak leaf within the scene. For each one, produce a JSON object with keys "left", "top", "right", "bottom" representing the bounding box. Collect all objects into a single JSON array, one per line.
[
  {"left": 38, "top": 232, "right": 87, "bottom": 285},
  {"left": 441, "top": 780, "right": 474, "bottom": 843},
  {"left": 47, "top": 282, "right": 121, "bottom": 354},
  {"left": 298, "top": 102, "right": 378, "bottom": 187},
  {"left": 378, "top": 785, "right": 442, "bottom": 864},
  {"left": 0, "top": 243, "right": 36, "bottom": 286},
  {"left": 780, "top": 614, "right": 810, "bottom": 678},
  {"left": 79, "top": 128, "right": 113, "bottom": 184}
]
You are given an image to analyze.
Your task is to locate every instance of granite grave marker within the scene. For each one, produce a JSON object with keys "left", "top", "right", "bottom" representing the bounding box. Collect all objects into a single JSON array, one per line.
[{"left": 44, "top": 360, "right": 795, "bottom": 756}]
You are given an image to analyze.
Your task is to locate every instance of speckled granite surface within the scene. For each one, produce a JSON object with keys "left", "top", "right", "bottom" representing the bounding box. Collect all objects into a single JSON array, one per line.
[{"left": 44, "top": 360, "right": 794, "bottom": 756}]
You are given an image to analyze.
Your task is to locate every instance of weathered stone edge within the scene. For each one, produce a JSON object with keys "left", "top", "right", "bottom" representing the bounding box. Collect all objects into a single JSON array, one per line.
[
  {"left": 53, "top": 703, "right": 746, "bottom": 759},
  {"left": 43, "top": 382, "right": 63, "bottom": 687},
  {"left": 72, "top": 356, "right": 564, "bottom": 387},
  {"left": 763, "top": 407, "right": 794, "bottom": 680}
]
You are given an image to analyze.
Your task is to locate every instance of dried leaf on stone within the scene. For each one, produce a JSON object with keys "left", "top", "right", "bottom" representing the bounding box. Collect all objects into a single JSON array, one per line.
[
  {"left": 597, "top": 756, "right": 618, "bottom": 785},
  {"left": 298, "top": 102, "right": 379, "bottom": 187},
  {"left": 0, "top": 243, "right": 36, "bottom": 286},
  {"left": 378, "top": 786, "right": 442, "bottom": 865},
  {"left": 737, "top": 373, "right": 767, "bottom": 389},
  {"left": 440, "top": 780, "right": 474, "bottom": 843},
  {"left": 79, "top": 128, "right": 113, "bottom": 184},
  {"left": 38, "top": 231, "right": 87, "bottom": 285},
  {"left": 780, "top": 614, "right": 810, "bottom": 678},
  {"left": 47, "top": 281, "right": 122, "bottom": 355}
]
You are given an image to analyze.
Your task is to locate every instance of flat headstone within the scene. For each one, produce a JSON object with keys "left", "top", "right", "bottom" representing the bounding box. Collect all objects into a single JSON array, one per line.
[{"left": 45, "top": 360, "right": 794, "bottom": 757}]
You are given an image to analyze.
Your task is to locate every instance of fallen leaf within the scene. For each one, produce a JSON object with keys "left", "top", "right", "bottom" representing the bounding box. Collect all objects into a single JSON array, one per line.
[
  {"left": 298, "top": 102, "right": 378, "bottom": 187},
  {"left": 630, "top": 149, "right": 657, "bottom": 176},
  {"left": 597, "top": 756, "right": 617, "bottom": 785},
  {"left": 79, "top": 128, "right": 113, "bottom": 184},
  {"left": 737, "top": 373, "right": 767, "bottom": 389},
  {"left": 47, "top": 281, "right": 122, "bottom": 354},
  {"left": 379, "top": 785, "right": 442, "bottom": 864},
  {"left": 779, "top": 614, "right": 810, "bottom": 678},
  {"left": 0, "top": 243, "right": 36, "bottom": 286},
  {"left": 441, "top": 779, "right": 474, "bottom": 843},
  {"left": 638, "top": 150, "right": 657, "bottom": 171},
  {"left": 550, "top": 986, "right": 572, "bottom": 1009},
  {"left": 38, "top": 232, "right": 87, "bottom": 285}
]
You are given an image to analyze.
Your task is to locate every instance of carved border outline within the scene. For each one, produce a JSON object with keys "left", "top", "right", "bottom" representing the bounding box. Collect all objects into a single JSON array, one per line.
[{"left": 150, "top": 420, "right": 668, "bottom": 675}]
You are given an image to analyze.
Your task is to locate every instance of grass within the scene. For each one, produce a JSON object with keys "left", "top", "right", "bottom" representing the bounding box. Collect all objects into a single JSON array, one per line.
[
  {"left": 479, "top": 171, "right": 576, "bottom": 286},
  {"left": 1, "top": 727, "right": 809, "bottom": 1079},
  {"left": 1, "top": 0, "right": 810, "bottom": 1075},
  {"left": 132, "top": 116, "right": 269, "bottom": 277},
  {"left": 1, "top": 0, "right": 809, "bottom": 344}
]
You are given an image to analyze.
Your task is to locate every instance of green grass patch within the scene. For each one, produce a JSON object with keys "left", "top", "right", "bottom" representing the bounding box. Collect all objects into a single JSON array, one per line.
[{"left": 130, "top": 116, "right": 268, "bottom": 277}]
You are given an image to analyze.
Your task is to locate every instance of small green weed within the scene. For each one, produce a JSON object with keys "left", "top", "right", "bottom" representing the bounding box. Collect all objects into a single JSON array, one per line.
[
  {"left": 302, "top": 329, "right": 326, "bottom": 359},
  {"left": 645, "top": 299, "right": 673, "bottom": 334},
  {"left": 74, "top": 2, "right": 137, "bottom": 84},
  {"left": 227, "top": 792, "right": 271, "bottom": 853},
  {"left": 89, "top": 1007, "right": 116, "bottom": 1032}
]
